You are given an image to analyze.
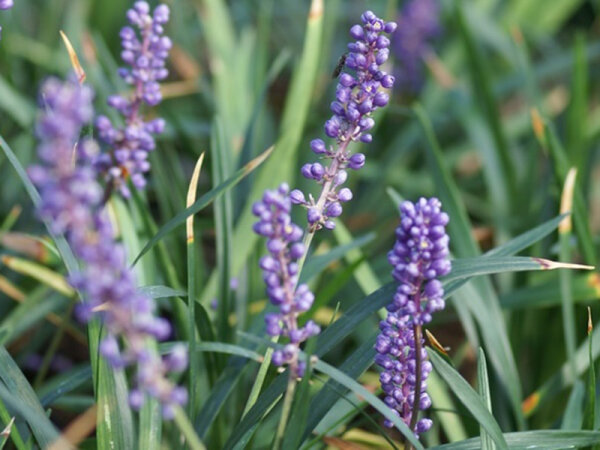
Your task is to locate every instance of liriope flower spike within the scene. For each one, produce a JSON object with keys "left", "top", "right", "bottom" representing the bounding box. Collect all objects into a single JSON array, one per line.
[
  {"left": 291, "top": 10, "right": 396, "bottom": 231},
  {"left": 392, "top": 0, "right": 441, "bottom": 93},
  {"left": 95, "top": 1, "right": 172, "bottom": 197},
  {"left": 29, "top": 77, "right": 187, "bottom": 418},
  {"left": 375, "top": 198, "right": 450, "bottom": 434},
  {"left": 253, "top": 183, "right": 321, "bottom": 376}
]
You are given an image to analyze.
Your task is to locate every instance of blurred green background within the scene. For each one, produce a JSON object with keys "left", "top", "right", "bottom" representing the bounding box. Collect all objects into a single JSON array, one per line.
[{"left": 2, "top": 0, "right": 600, "bottom": 447}]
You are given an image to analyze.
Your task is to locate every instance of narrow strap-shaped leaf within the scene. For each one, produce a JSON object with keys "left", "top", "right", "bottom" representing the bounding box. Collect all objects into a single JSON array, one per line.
[
  {"left": 455, "top": 0, "right": 515, "bottom": 203},
  {"left": 187, "top": 153, "right": 205, "bottom": 425},
  {"left": 584, "top": 309, "right": 596, "bottom": 433},
  {"left": 138, "top": 285, "right": 187, "bottom": 299},
  {"left": 313, "top": 359, "right": 424, "bottom": 450},
  {"left": 432, "top": 430, "right": 600, "bottom": 450},
  {"left": 0, "top": 384, "right": 67, "bottom": 448},
  {"left": 132, "top": 146, "right": 273, "bottom": 266},
  {"left": 299, "top": 232, "right": 375, "bottom": 284},
  {"left": 301, "top": 338, "right": 379, "bottom": 443},
  {"left": 211, "top": 119, "right": 234, "bottom": 343},
  {"left": 542, "top": 122, "right": 597, "bottom": 266},
  {"left": 561, "top": 380, "right": 584, "bottom": 430},
  {"left": 0, "top": 347, "right": 65, "bottom": 448},
  {"left": 429, "top": 350, "right": 508, "bottom": 450},
  {"left": 477, "top": 348, "right": 496, "bottom": 450}
]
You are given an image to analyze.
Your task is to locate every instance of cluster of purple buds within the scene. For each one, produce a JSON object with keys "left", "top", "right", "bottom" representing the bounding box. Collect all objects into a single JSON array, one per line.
[
  {"left": 94, "top": 1, "right": 171, "bottom": 197},
  {"left": 29, "top": 77, "right": 186, "bottom": 419},
  {"left": 252, "top": 183, "right": 320, "bottom": 376},
  {"left": 392, "top": 0, "right": 441, "bottom": 93},
  {"left": 292, "top": 11, "right": 396, "bottom": 231},
  {"left": 0, "top": 0, "right": 13, "bottom": 39},
  {"left": 375, "top": 198, "right": 450, "bottom": 434}
]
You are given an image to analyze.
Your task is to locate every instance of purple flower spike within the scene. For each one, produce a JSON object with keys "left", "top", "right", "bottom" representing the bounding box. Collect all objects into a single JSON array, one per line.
[
  {"left": 252, "top": 184, "right": 321, "bottom": 376},
  {"left": 296, "top": 11, "right": 396, "bottom": 231},
  {"left": 30, "top": 76, "right": 186, "bottom": 419},
  {"left": 94, "top": 2, "right": 172, "bottom": 197},
  {"left": 376, "top": 198, "right": 450, "bottom": 435},
  {"left": 392, "top": 0, "right": 441, "bottom": 93}
]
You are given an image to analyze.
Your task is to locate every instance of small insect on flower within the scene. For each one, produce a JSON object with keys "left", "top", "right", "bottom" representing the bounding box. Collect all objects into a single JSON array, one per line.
[{"left": 331, "top": 53, "right": 348, "bottom": 79}]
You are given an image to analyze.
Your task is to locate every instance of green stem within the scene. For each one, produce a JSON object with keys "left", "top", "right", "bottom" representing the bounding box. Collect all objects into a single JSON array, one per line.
[
  {"left": 409, "top": 323, "right": 423, "bottom": 449},
  {"left": 173, "top": 406, "right": 207, "bottom": 450},
  {"left": 33, "top": 304, "right": 72, "bottom": 388},
  {"left": 273, "top": 372, "right": 297, "bottom": 450}
]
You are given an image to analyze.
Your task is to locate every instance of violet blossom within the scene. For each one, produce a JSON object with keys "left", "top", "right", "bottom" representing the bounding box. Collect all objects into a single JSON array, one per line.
[
  {"left": 375, "top": 198, "right": 450, "bottom": 434},
  {"left": 392, "top": 0, "right": 441, "bottom": 93},
  {"left": 29, "top": 76, "right": 186, "bottom": 419},
  {"left": 291, "top": 10, "right": 396, "bottom": 231},
  {"left": 95, "top": 1, "right": 172, "bottom": 197}
]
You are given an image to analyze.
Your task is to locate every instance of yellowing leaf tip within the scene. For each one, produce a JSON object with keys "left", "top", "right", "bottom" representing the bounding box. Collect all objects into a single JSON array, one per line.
[{"left": 60, "top": 30, "right": 86, "bottom": 84}]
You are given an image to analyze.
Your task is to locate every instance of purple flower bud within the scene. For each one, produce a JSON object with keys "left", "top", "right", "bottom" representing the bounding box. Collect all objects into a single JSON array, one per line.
[
  {"left": 310, "top": 162, "right": 325, "bottom": 180},
  {"left": 310, "top": 139, "right": 327, "bottom": 154},
  {"left": 333, "top": 170, "right": 348, "bottom": 186},
  {"left": 381, "top": 74, "right": 395, "bottom": 89},
  {"left": 373, "top": 91, "right": 389, "bottom": 107},
  {"left": 326, "top": 202, "right": 343, "bottom": 218},
  {"left": 290, "top": 189, "right": 306, "bottom": 205},
  {"left": 338, "top": 188, "right": 353, "bottom": 202},
  {"left": 348, "top": 153, "right": 366, "bottom": 170},
  {"left": 324, "top": 117, "right": 340, "bottom": 138},
  {"left": 360, "top": 133, "right": 373, "bottom": 144},
  {"left": 349, "top": 24, "right": 364, "bottom": 39},
  {"left": 129, "top": 390, "right": 145, "bottom": 410},
  {"left": 301, "top": 163, "right": 314, "bottom": 180},
  {"left": 290, "top": 243, "right": 305, "bottom": 259},
  {"left": 376, "top": 35, "right": 391, "bottom": 49},
  {"left": 166, "top": 344, "right": 188, "bottom": 371},
  {"left": 339, "top": 73, "right": 355, "bottom": 87},
  {"left": 307, "top": 208, "right": 321, "bottom": 224},
  {"left": 384, "top": 22, "right": 397, "bottom": 33}
]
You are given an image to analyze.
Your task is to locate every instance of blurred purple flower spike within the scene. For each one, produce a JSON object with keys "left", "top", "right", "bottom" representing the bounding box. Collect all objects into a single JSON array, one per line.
[
  {"left": 95, "top": 1, "right": 172, "bottom": 197},
  {"left": 30, "top": 76, "right": 187, "bottom": 418},
  {"left": 392, "top": 0, "right": 441, "bottom": 93}
]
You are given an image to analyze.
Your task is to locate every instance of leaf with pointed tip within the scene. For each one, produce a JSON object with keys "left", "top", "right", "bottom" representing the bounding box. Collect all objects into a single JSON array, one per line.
[
  {"left": 431, "top": 430, "right": 600, "bottom": 450},
  {"left": 429, "top": 350, "right": 508, "bottom": 450},
  {"left": 138, "top": 285, "right": 187, "bottom": 299},
  {"left": 132, "top": 146, "right": 273, "bottom": 266}
]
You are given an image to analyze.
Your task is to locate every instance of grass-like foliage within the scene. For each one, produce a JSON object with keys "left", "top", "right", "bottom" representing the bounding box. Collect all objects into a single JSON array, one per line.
[{"left": 1, "top": 0, "right": 600, "bottom": 449}]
